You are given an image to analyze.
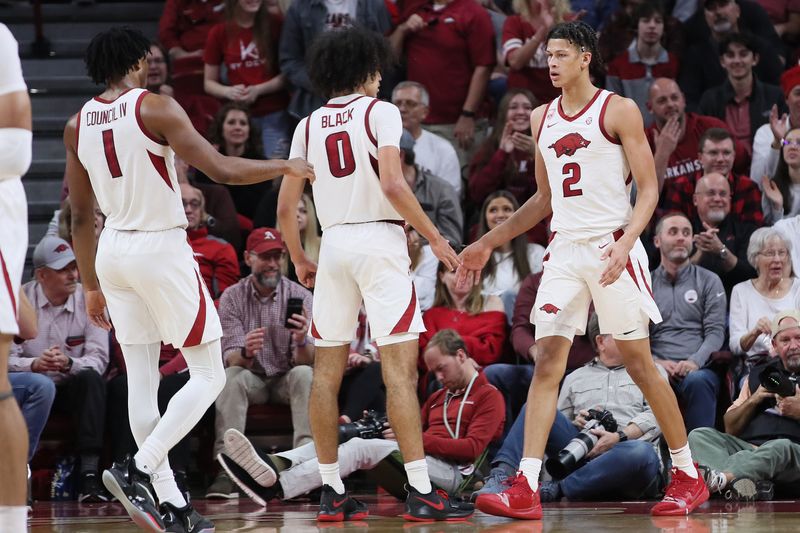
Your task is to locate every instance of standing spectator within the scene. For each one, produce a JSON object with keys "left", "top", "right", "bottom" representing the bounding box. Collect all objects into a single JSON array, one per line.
[
  {"left": 407, "top": 227, "right": 438, "bottom": 312},
  {"left": 276, "top": 192, "right": 321, "bottom": 284},
  {"left": 650, "top": 213, "right": 727, "bottom": 431},
  {"left": 390, "top": 0, "right": 496, "bottom": 165},
  {"left": 146, "top": 43, "right": 174, "bottom": 97},
  {"left": 392, "top": 81, "right": 462, "bottom": 196},
  {"left": 9, "top": 237, "right": 109, "bottom": 502},
  {"left": 206, "top": 228, "right": 314, "bottom": 499},
  {"left": 606, "top": 1, "right": 679, "bottom": 127},
  {"left": 204, "top": 0, "right": 292, "bottom": 158},
  {"left": 698, "top": 33, "right": 786, "bottom": 157},
  {"left": 762, "top": 127, "right": 800, "bottom": 224}
]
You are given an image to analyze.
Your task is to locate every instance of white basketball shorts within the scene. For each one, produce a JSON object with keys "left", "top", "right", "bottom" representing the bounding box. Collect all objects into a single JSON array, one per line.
[{"left": 0, "top": 178, "right": 26, "bottom": 336}]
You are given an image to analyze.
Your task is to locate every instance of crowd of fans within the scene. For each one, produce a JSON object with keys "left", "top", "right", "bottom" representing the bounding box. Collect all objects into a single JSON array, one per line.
[{"left": 12, "top": 0, "right": 800, "bottom": 506}]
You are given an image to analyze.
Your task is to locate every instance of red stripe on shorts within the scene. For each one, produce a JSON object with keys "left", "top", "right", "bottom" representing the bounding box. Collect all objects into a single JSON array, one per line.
[
  {"left": 637, "top": 260, "right": 654, "bottom": 298},
  {"left": 183, "top": 270, "right": 207, "bottom": 347},
  {"left": 390, "top": 283, "right": 417, "bottom": 335},
  {"left": 625, "top": 256, "right": 640, "bottom": 292},
  {"left": 0, "top": 249, "right": 17, "bottom": 320},
  {"left": 310, "top": 320, "right": 322, "bottom": 339}
]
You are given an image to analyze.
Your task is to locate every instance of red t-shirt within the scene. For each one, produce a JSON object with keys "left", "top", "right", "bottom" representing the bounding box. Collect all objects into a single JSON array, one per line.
[
  {"left": 501, "top": 15, "right": 560, "bottom": 104},
  {"left": 402, "top": 0, "right": 496, "bottom": 124},
  {"left": 204, "top": 20, "right": 290, "bottom": 117}
]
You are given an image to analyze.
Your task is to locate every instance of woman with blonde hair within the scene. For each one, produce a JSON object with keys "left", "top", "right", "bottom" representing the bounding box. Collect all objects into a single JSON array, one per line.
[{"left": 277, "top": 192, "right": 321, "bottom": 282}]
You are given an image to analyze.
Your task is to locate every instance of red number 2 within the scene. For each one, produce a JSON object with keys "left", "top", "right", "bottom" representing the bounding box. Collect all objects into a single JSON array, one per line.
[
  {"left": 562, "top": 162, "right": 583, "bottom": 197},
  {"left": 325, "top": 131, "right": 356, "bottom": 178},
  {"left": 102, "top": 129, "right": 122, "bottom": 179}
]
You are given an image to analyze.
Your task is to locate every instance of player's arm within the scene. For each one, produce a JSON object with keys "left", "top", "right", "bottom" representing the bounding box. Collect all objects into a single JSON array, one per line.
[{"left": 141, "top": 94, "right": 314, "bottom": 184}]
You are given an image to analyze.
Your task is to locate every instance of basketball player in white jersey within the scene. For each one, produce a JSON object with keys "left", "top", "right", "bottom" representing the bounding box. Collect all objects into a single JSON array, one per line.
[
  {"left": 272, "top": 28, "right": 468, "bottom": 522},
  {"left": 0, "top": 22, "right": 33, "bottom": 533},
  {"left": 459, "top": 21, "right": 709, "bottom": 518},
  {"left": 63, "top": 28, "right": 313, "bottom": 532}
]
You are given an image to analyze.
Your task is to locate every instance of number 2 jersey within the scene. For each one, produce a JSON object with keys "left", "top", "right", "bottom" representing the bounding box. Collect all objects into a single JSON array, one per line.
[
  {"left": 289, "top": 93, "right": 403, "bottom": 231},
  {"left": 76, "top": 88, "right": 187, "bottom": 232},
  {"left": 537, "top": 89, "right": 632, "bottom": 241}
]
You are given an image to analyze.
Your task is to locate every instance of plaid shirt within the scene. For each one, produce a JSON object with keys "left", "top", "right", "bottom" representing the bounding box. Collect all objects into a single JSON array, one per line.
[
  {"left": 662, "top": 172, "right": 764, "bottom": 226},
  {"left": 218, "top": 276, "right": 312, "bottom": 377}
]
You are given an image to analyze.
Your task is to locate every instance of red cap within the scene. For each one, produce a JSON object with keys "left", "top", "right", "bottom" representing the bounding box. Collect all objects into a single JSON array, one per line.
[
  {"left": 781, "top": 66, "right": 800, "bottom": 97},
  {"left": 246, "top": 227, "right": 285, "bottom": 254}
]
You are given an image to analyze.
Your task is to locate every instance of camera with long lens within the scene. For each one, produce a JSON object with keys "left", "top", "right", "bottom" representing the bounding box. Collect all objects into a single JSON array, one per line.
[
  {"left": 759, "top": 366, "right": 798, "bottom": 397},
  {"left": 545, "top": 409, "right": 618, "bottom": 480},
  {"left": 338, "top": 410, "right": 388, "bottom": 443}
]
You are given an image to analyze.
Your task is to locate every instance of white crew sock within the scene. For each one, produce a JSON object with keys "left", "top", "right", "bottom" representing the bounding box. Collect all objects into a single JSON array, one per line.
[
  {"left": 519, "top": 457, "right": 542, "bottom": 491},
  {"left": 0, "top": 505, "right": 27, "bottom": 532},
  {"left": 404, "top": 459, "right": 432, "bottom": 494},
  {"left": 318, "top": 462, "right": 345, "bottom": 494},
  {"left": 669, "top": 443, "right": 698, "bottom": 478},
  {"left": 151, "top": 466, "right": 187, "bottom": 508}
]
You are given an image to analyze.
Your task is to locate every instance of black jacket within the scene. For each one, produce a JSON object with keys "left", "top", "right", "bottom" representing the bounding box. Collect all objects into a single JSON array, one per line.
[{"left": 699, "top": 77, "right": 787, "bottom": 142}]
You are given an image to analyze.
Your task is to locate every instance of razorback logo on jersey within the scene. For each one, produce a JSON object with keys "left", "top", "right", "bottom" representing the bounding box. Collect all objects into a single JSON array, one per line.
[
  {"left": 54, "top": 244, "right": 69, "bottom": 253},
  {"left": 549, "top": 133, "right": 591, "bottom": 158},
  {"left": 539, "top": 303, "right": 561, "bottom": 315}
]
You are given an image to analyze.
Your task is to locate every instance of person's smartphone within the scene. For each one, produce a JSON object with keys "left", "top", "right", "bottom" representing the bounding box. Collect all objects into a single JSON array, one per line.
[{"left": 285, "top": 297, "right": 304, "bottom": 328}]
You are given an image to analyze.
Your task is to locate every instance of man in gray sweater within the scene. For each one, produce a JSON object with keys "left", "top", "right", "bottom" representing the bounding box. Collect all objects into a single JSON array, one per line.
[{"left": 651, "top": 212, "right": 727, "bottom": 431}]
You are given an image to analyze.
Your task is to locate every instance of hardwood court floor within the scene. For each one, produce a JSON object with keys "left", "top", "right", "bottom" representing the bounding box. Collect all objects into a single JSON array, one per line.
[{"left": 28, "top": 496, "right": 800, "bottom": 532}]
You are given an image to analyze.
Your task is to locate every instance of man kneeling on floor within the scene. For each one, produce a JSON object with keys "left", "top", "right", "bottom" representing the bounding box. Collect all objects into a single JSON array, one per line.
[
  {"left": 689, "top": 310, "right": 800, "bottom": 501},
  {"left": 218, "top": 329, "right": 504, "bottom": 511}
]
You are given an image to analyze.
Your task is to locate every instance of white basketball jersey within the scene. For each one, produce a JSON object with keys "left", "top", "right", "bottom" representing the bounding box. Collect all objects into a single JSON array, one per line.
[
  {"left": 77, "top": 88, "right": 187, "bottom": 232},
  {"left": 537, "top": 89, "right": 632, "bottom": 240},
  {"left": 289, "top": 94, "right": 403, "bottom": 230}
]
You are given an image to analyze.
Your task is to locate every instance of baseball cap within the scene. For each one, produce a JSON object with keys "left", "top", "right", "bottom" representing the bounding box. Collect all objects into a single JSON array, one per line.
[
  {"left": 399, "top": 129, "right": 415, "bottom": 153},
  {"left": 772, "top": 310, "right": 800, "bottom": 337},
  {"left": 33, "top": 235, "right": 76, "bottom": 270},
  {"left": 246, "top": 227, "right": 285, "bottom": 254}
]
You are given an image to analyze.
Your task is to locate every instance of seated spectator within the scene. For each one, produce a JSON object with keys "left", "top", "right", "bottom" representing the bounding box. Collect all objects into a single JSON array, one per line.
[
  {"left": 9, "top": 237, "right": 109, "bottom": 502},
  {"left": 276, "top": 192, "right": 320, "bottom": 284},
  {"left": 473, "top": 313, "right": 666, "bottom": 503},
  {"left": 146, "top": 42, "right": 174, "bottom": 97},
  {"left": 651, "top": 213, "right": 726, "bottom": 431},
  {"left": 606, "top": 1, "right": 679, "bottom": 127},
  {"left": 729, "top": 227, "right": 800, "bottom": 365},
  {"left": 54, "top": 196, "right": 105, "bottom": 245},
  {"left": 762, "top": 127, "right": 800, "bottom": 224},
  {"left": 400, "top": 130, "right": 464, "bottom": 248},
  {"left": 181, "top": 183, "right": 240, "bottom": 298},
  {"left": 392, "top": 81, "right": 463, "bottom": 196},
  {"left": 407, "top": 227, "right": 438, "bottom": 312},
  {"left": 689, "top": 310, "right": 800, "bottom": 500},
  {"left": 690, "top": 173, "right": 757, "bottom": 295},
  {"left": 203, "top": 0, "right": 292, "bottom": 158},
  {"left": 758, "top": 0, "right": 800, "bottom": 42},
  {"left": 752, "top": 66, "right": 800, "bottom": 188},
  {"left": 338, "top": 306, "right": 386, "bottom": 424},
  {"left": 698, "top": 33, "right": 785, "bottom": 157},
  {"left": 468, "top": 89, "right": 547, "bottom": 246},
  {"left": 419, "top": 262, "right": 507, "bottom": 368},
  {"left": 476, "top": 191, "right": 544, "bottom": 301},
  {"left": 598, "top": 0, "right": 684, "bottom": 63},
  {"left": 219, "top": 329, "right": 505, "bottom": 500},
  {"left": 206, "top": 228, "right": 314, "bottom": 499},
  {"left": 663, "top": 127, "right": 763, "bottom": 225}
]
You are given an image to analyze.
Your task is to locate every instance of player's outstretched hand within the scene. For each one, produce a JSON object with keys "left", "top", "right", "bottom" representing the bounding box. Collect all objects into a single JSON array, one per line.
[
  {"left": 295, "top": 257, "right": 318, "bottom": 289},
  {"left": 430, "top": 236, "right": 460, "bottom": 273},
  {"left": 85, "top": 289, "right": 111, "bottom": 331},
  {"left": 456, "top": 240, "right": 491, "bottom": 288},
  {"left": 285, "top": 158, "right": 316, "bottom": 183},
  {"left": 599, "top": 238, "right": 633, "bottom": 287}
]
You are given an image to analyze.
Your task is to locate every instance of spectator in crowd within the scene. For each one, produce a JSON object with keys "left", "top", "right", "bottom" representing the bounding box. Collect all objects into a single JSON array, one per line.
[
  {"left": 337, "top": 308, "right": 386, "bottom": 425},
  {"left": 55, "top": 197, "right": 105, "bottom": 245},
  {"left": 663, "top": 127, "right": 764, "bottom": 225},
  {"left": 689, "top": 310, "right": 800, "bottom": 500},
  {"left": 762, "top": 127, "right": 800, "bottom": 224},
  {"left": 9, "top": 237, "right": 109, "bottom": 502},
  {"left": 729, "top": 227, "right": 800, "bottom": 365},
  {"left": 774, "top": 212, "right": 800, "bottom": 273},
  {"left": 679, "top": 0, "right": 783, "bottom": 108},
  {"left": 650, "top": 213, "right": 727, "bottom": 431},
  {"left": 473, "top": 313, "right": 666, "bottom": 503},
  {"left": 419, "top": 262, "right": 507, "bottom": 368},
  {"left": 468, "top": 89, "right": 547, "bottom": 246},
  {"left": 218, "top": 329, "right": 505, "bottom": 501},
  {"left": 146, "top": 43, "right": 174, "bottom": 97},
  {"left": 204, "top": 0, "right": 292, "bottom": 159},
  {"left": 752, "top": 66, "right": 800, "bottom": 189},
  {"left": 606, "top": 1, "right": 679, "bottom": 127},
  {"left": 689, "top": 174, "right": 757, "bottom": 295},
  {"left": 500, "top": 0, "right": 569, "bottom": 104},
  {"left": 279, "top": 0, "right": 391, "bottom": 119},
  {"left": 390, "top": 0, "right": 496, "bottom": 165},
  {"left": 759, "top": 0, "right": 800, "bottom": 42},
  {"left": 181, "top": 183, "right": 240, "bottom": 299},
  {"left": 476, "top": 191, "right": 544, "bottom": 301},
  {"left": 407, "top": 227, "right": 438, "bottom": 312},
  {"left": 392, "top": 81, "right": 463, "bottom": 196},
  {"left": 276, "top": 193, "right": 320, "bottom": 284},
  {"left": 698, "top": 33, "right": 785, "bottom": 157},
  {"left": 206, "top": 228, "right": 314, "bottom": 499},
  {"left": 598, "top": 0, "right": 684, "bottom": 63},
  {"left": 399, "top": 130, "right": 464, "bottom": 248}
]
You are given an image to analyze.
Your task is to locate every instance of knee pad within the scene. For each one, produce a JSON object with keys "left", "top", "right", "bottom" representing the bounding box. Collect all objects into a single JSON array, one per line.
[{"left": 0, "top": 128, "right": 31, "bottom": 181}]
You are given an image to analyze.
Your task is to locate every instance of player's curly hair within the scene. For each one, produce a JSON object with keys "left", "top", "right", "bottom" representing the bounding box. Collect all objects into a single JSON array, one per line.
[
  {"left": 547, "top": 20, "right": 604, "bottom": 74},
  {"left": 85, "top": 27, "right": 151, "bottom": 85},
  {"left": 306, "top": 27, "right": 394, "bottom": 99}
]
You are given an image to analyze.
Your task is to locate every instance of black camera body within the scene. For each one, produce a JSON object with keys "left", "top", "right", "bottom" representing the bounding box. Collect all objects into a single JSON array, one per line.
[
  {"left": 759, "top": 366, "right": 798, "bottom": 397},
  {"left": 338, "top": 410, "right": 388, "bottom": 443},
  {"left": 545, "top": 409, "right": 618, "bottom": 480}
]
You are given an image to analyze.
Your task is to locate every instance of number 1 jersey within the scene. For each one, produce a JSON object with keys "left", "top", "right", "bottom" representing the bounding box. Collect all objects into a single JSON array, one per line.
[
  {"left": 289, "top": 93, "right": 403, "bottom": 231},
  {"left": 76, "top": 88, "right": 187, "bottom": 232}
]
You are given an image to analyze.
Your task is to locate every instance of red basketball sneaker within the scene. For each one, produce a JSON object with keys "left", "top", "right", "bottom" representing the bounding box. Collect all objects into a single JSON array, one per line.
[
  {"left": 475, "top": 473, "right": 543, "bottom": 520},
  {"left": 651, "top": 464, "right": 709, "bottom": 516}
]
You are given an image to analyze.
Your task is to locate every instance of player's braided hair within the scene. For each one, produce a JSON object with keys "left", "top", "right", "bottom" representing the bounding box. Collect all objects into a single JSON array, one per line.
[
  {"left": 547, "top": 20, "right": 604, "bottom": 74},
  {"left": 85, "top": 27, "right": 151, "bottom": 85},
  {"left": 306, "top": 27, "right": 395, "bottom": 99}
]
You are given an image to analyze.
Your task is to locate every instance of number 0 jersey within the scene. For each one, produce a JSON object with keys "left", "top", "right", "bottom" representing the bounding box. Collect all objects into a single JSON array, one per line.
[
  {"left": 537, "top": 89, "right": 632, "bottom": 241},
  {"left": 76, "top": 88, "right": 187, "bottom": 232},
  {"left": 289, "top": 93, "right": 403, "bottom": 231}
]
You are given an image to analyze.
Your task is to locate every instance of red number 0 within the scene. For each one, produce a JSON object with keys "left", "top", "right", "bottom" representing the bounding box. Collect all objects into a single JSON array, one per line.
[
  {"left": 102, "top": 129, "right": 122, "bottom": 178},
  {"left": 325, "top": 131, "right": 356, "bottom": 178},
  {"left": 562, "top": 162, "right": 583, "bottom": 197}
]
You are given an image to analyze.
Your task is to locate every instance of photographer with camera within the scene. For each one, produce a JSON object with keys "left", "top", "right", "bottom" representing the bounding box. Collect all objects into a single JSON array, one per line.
[
  {"left": 688, "top": 310, "right": 800, "bottom": 500},
  {"left": 474, "top": 313, "right": 667, "bottom": 504},
  {"left": 216, "top": 329, "right": 505, "bottom": 504}
]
